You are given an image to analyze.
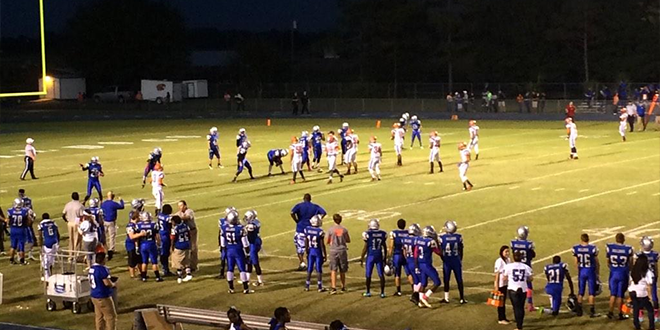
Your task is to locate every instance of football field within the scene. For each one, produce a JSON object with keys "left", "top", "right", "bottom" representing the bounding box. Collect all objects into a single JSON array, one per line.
[{"left": 0, "top": 118, "right": 659, "bottom": 330}]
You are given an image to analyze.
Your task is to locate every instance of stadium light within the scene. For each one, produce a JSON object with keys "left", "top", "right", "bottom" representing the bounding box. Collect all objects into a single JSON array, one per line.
[{"left": 44, "top": 75, "right": 53, "bottom": 83}]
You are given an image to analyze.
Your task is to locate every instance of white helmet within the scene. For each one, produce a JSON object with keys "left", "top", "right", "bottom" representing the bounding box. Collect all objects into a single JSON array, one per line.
[
  {"left": 242, "top": 140, "right": 251, "bottom": 148},
  {"left": 225, "top": 206, "right": 237, "bottom": 215},
  {"left": 423, "top": 225, "right": 437, "bottom": 239},
  {"left": 517, "top": 226, "right": 529, "bottom": 240},
  {"left": 301, "top": 131, "right": 309, "bottom": 137},
  {"left": 402, "top": 113, "right": 410, "bottom": 120},
  {"left": 239, "top": 128, "right": 246, "bottom": 134},
  {"left": 400, "top": 117, "right": 405, "bottom": 122},
  {"left": 342, "top": 122, "right": 349, "bottom": 128},
  {"left": 368, "top": 219, "right": 380, "bottom": 230},
  {"left": 153, "top": 147, "right": 162, "bottom": 155},
  {"left": 408, "top": 224, "right": 421, "bottom": 236},
  {"left": 312, "top": 125, "right": 320, "bottom": 132},
  {"left": 227, "top": 210, "right": 240, "bottom": 225},
  {"left": 26, "top": 138, "right": 34, "bottom": 144},
  {"left": 210, "top": 127, "right": 218, "bottom": 133},
  {"left": 444, "top": 220, "right": 457, "bottom": 234},
  {"left": 310, "top": 214, "right": 323, "bottom": 227},
  {"left": 139, "top": 211, "right": 151, "bottom": 222},
  {"left": 642, "top": 236, "right": 654, "bottom": 252},
  {"left": 244, "top": 209, "right": 258, "bottom": 222},
  {"left": 89, "top": 198, "right": 100, "bottom": 208},
  {"left": 131, "top": 198, "right": 145, "bottom": 210},
  {"left": 12, "top": 198, "right": 24, "bottom": 209},
  {"left": 384, "top": 264, "right": 394, "bottom": 276},
  {"left": 280, "top": 149, "right": 288, "bottom": 156},
  {"left": 411, "top": 115, "right": 418, "bottom": 121},
  {"left": 91, "top": 156, "right": 99, "bottom": 163}
]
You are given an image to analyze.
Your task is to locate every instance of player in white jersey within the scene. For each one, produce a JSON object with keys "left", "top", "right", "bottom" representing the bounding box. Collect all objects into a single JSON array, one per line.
[
  {"left": 468, "top": 120, "right": 480, "bottom": 160},
  {"left": 428, "top": 131, "right": 443, "bottom": 174},
  {"left": 344, "top": 129, "right": 359, "bottom": 175},
  {"left": 391, "top": 123, "right": 405, "bottom": 166},
  {"left": 151, "top": 163, "right": 166, "bottom": 214},
  {"left": 368, "top": 136, "right": 382, "bottom": 181},
  {"left": 618, "top": 108, "right": 628, "bottom": 142},
  {"left": 326, "top": 132, "right": 344, "bottom": 184},
  {"left": 290, "top": 137, "right": 306, "bottom": 184},
  {"left": 457, "top": 142, "right": 473, "bottom": 191},
  {"left": 565, "top": 118, "right": 578, "bottom": 159}
]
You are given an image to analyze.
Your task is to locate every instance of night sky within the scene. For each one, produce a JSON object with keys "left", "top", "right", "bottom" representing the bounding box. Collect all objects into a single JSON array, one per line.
[{"left": 1, "top": 0, "right": 340, "bottom": 38}]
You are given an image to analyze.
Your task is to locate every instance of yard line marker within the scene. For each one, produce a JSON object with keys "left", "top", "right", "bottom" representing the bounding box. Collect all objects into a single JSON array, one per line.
[
  {"left": 62, "top": 145, "right": 105, "bottom": 149},
  {"left": 424, "top": 182, "right": 435, "bottom": 186},
  {"left": 166, "top": 135, "right": 202, "bottom": 139},
  {"left": 531, "top": 187, "right": 542, "bottom": 191},
  {"left": 97, "top": 141, "right": 134, "bottom": 145},
  {"left": 0, "top": 190, "right": 6, "bottom": 193},
  {"left": 626, "top": 191, "right": 638, "bottom": 195},
  {"left": 579, "top": 189, "right": 590, "bottom": 193},
  {"left": 0, "top": 155, "right": 15, "bottom": 158},
  {"left": 508, "top": 186, "right": 519, "bottom": 190},
  {"left": 554, "top": 188, "right": 565, "bottom": 192},
  {"left": 141, "top": 138, "right": 178, "bottom": 142},
  {"left": 653, "top": 193, "right": 660, "bottom": 197},
  {"left": 463, "top": 180, "right": 660, "bottom": 232}
]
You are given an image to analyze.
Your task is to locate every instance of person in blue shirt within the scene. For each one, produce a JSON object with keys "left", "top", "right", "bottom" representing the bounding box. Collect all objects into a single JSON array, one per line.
[
  {"left": 511, "top": 226, "right": 536, "bottom": 311},
  {"left": 440, "top": 220, "right": 466, "bottom": 304},
  {"left": 218, "top": 206, "right": 236, "bottom": 279},
  {"left": 415, "top": 225, "right": 442, "bottom": 308},
  {"left": 304, "top": 215, "right": 326, "bottom": 292},
  {"left": 291, "top": 194, "right": 327, "bottom": 270},
  {"left": 18, "top": 189, "right": 37, "bottom": 261},
  {"left": 100, "top": 191, "right": 124, "bottom": 261},
  {"left": 170, "top": 215, "right": 193, "bottom": 283},
  {"left": 540, "top": 256, "right": 575, "bottom": 316},
  {"left": 360, "top": 219, "right": 387, "bottom": 298},
  {"left": 268, "top": 307, "right": 291, "bottom": 330},
  {"left": 89, "top": 252, "right": 117, "bottom": 329},
  {"left": 338, "top": 123, "right": 349, "bottom": 165},
  {"left": 409, "top": 115, "right": 423, "bottom": 149},
  {"left": 136, "top": 211, "right": 163, "bottom": 282},
  {"left": 638, "top": 236, "right": 660, "bottom": 314},
  {"left": 37, "top": 213, "right": 60, "bottom": 278},
  {"left": 267, "top": 149, "right": 288, "bottom": 176},
  {"left": 8, "top": 198, "right": 34, "bottom": 265},
  {"left": 606, "top": 233, "right": 633, "bottom": 319},
  {"left": 388, "top": 219, "right": 410, "bottom": 296},
  {"left": 311, "top": 126, "right": 324, "bottom": 171},
  {"left": 207, "top": 127, "right": 223, "bottom": 169},
  {"left": 244, "top": 209, "right": 264, "bottom": 286},
  {"left": 402, "top": 224, "right": 421, "bottom": 304},
  {"left": 157, "top": 204, "right": 173, "bottom": 276},
  {"left": 232, "top": 140, "right": 254, "bottom": 182},
  {"left": 89, "top": 198, "right": 106, "bottom": 248},
  {"left": 300, "top": 131, "right": 312, "bottom": 172},
  {"left": 142, "top": 147, "right": 162, "bottom": 188},
  {"left": 572, "top": 233, "right": 600, "bottom": 317},
  {"left": 222, "top": 210, "right": 251, "bottom": 293},
  {"left": 236, "top": 128, "right": 247, "bottom": 147},
  {"left": 80, "top": 156, "right": 104, "bottom": 204},
  {"left": 125, "top": 209, "right": 142, "bottom": 278}
]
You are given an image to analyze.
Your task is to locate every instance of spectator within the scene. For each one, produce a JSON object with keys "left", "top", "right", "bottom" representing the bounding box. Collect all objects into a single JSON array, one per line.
[
  {"left": 446, "top": 93, "right": 454, "bottom": 113},
  {"left": 584, "top": 89, "right": 595, "bottom": 108},
  {"left": 497, "top": 90, "right": 506, "bottom": 112},
  {"left": 234, "top": 92, "right": 245, "bottom": 111},
  {"left": 175, "top": 200, "right": 198, "bottom": 271},
  {"left": 268, "top": 307, "right": 291, "bottom": 330},
  {"left": 225, "top": 307, "right": 252, "bottom": 330},
  {"left": 455, "top": 92, "right": 464, "bottom": 112},
  {"left": 301, "top": 91, "right": 310, "bottom": 114},
  {"left": 628, "top": 254, "right": 654, "bottom": 330},
  {"left": 463, "top": 91, "right": 470, "bottom": 112},
  {"left": 89, "top": 252, "right": 117, "bottom": 330},
  {"left": 327, "top": 214, "right": 351, "bottom": 294},
  {"left": 565, "top": 102, "right": 576, "bottom": 121},
  {"left": 532, "top": 91, "right": 539, "bottom": 111},
  {"left": 0, "top": 207, "right": 6, "bottom": 255},
  {"left": 626, "top": 101, "right": 637, "bottom": 132},
  {"left": 291, "top": 193, "right": 326, "bottom": 270},
  {"left": 636, "top": 102, "right": 646, "bottom": 131},
  {"left": 516, "top": 94, "right": 524, "bottom": 113},
  {"left": 292, "top": 92, "right": 299, "bottom": 115},
  {"left": 62, "top": 192, "right": 84, "bottom": 252},
  {"left": 612, "top": 93, "right": 620, "bottom": 115},
  {"left": 79, "top": 210, "right": 99, "bottom": 268},
  {"left": 618, "top": 81, "right": 628, "bottom": 102},
  {"left": 328, "top": 320, "right": 347, "bottom": 330},
  {"left": 539, "top": 92, "right": 546, "bottom": 112},
  {"left": 524, "top": 91, "right": 532, "bottom": 113},
  {"left": 502, "top": 251, "right": 533, "bottom": 330},
  {"left": 490, "top": 90, "right": 498, "bottom": 112},
  {"left": 100, "top": 191, "right": 124, "bottom": 261},
  {"left": 494, "top": 245, "right": 511, "bottom": 325},
  {"left": 224, "top": 91, "right": 232, "bottom": 111}
]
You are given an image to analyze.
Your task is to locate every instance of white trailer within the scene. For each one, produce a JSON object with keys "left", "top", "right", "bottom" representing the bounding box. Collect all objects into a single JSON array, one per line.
[
  {"left": 182, "top": 80, "right": 209, "bottom": 98},
  {"left": 38, "top": 77, "right": 86, "bottom": 100},
  {"left": 141, "top": 79, "right": 176, "bottom": 104}
]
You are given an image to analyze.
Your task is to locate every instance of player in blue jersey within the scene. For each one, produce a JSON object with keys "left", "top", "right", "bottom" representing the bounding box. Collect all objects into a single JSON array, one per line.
[
  {"left": 409, "top": 115, "right": 423, "bottom": 149},
  {"left": 415, "top": 225, "right": 442, "bottom": 308},
  {"left": 511, "top": 226, "right": 537, "bottom": 311},
  {"left": 18, "top": 189, "right": 37, "bottom": 261},
  {"left": 157, "top": 204, "right": 173, "bottom": 276},
  {"left": 606, "top": 233, "right": 633, "bottom": 319},
  {"left": 88, "top": 198, "right": 106, "bottom": 248},
  {"left": 300, "top": 131, "right": 313, "bottom": 171},
  {"left": 440, "top": 220, "right": 466, "bottom": 304},
  {"left": 8, "top": 198, "right": 34, "bottom": 265},
  {"left": 142, "top": 147, "right": 162, "bottom": 188},
  {"left": 304, "top": 215, "right": 327, "bottom": 292},
  {"left": 399, "top": 113, "right": 409, "bottom": 131},
  {"left": 360, "top": 219, "right": 388, "bottom": 298},
  {"left": 80, "top": 156, "right": 104, "bottom": 204},
  {"left": 37, "top": 213, "right": 60, "bottom": 278},
  {"left": 573, "top": 233, "right": 600, "bottom": 317},
  {"left": 207, "top": 127, "right": 224, "bottom": 169},
  {"left": 267, "top": 149, "right": 288, "bottom": 176},
  {"left": 339, "top": 122, "right": 349, "bottom": 164},
  {"left": 125, "top": 203, "right": 143, "bottom": 278},
  {"left": 402, "top": 224, "right": 421, "bottom": 304},
  {"left": 540, "top": 256, "right": 575, "bottom": 316},
  {"left": 638, "top": 236, "right": 660, "bottom": 316},
  {"left": 218, "top": 206, "right": 236, "bottom": 278},
  {"left": 170, "top": 215, "right": 193, "bottom": 283},
  {"left": 222, "top": 210, "right": 251, "bottom": 294},
  {"left": 236, "top": 128, "right": 247, "bottom": 147},
  {"left": 136, "top": 211, "right": 163, "bottom": 282},
  {"left": 388, "top": 219, "right": 410, "bottom": 296},
  {"left": 244, "top": 210, "right": 264, "bottom": 286},
  {"left": 232, "top": 140, "right": 255, "bottom": 182},
  {"left": 311, "top": 126, "right": 324, "bottom": 171}
]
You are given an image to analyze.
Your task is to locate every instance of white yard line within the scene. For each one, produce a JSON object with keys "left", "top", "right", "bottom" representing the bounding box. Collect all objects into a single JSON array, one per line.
[
  {"left": 626, "top": 191, "right": 638, "bottom": 195},
  {"left": 531, "top": 187, "right": 542, "bottom": 191},
  {"left": 554, "top": 188, "right": 565, "bottom": 192},
  {"left": 579, "top": 189, "right": 590, "bottom": 193},
  {"left": 508, "top": 186, "right": 520, "bottom": 190},
  {"left": 654, "top": 193, "right": 660, "bottom": 197}
]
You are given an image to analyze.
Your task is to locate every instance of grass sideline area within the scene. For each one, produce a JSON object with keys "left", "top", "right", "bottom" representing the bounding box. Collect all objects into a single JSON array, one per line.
[{"left": 0, "top": 118, "right": 658, "bottom": 330}]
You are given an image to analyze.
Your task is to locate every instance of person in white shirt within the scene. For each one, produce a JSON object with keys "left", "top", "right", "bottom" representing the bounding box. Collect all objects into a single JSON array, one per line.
[
  {"left": 367, "top": 136, "right": 382, "bottom": 181},
  {"left": 625, "top": 101, "right": 637, "bottom": 132},
  {"left": 494, "top": 246, "right": 511, "bottom": 325},
  {"left": 503, "top": 251, "right": 533, "bottom": 330},
  {"left": 289, "top": 137, "right": 306, "bottom": 184},
  {"left": 343, "top": 130, "right": 359, "bottom": 175},
  {"left": 151, "top": 163, "right": 166, "bottom": 214},
  {"left": 391, "top": 123, "right": 405, "bottom": 166},
  {"left": 428, "top": 131, "right": 443, "bottom": 174},
  {"left": 79, "top": 210, "right": 99, "bottom": 268},
  {"left": 20, "top": 138, "right": 38, "bottom": 180},
  {"left": 629, "top": 254, "right": 655, "bottom": 330},
  {"left": 565, "top": 118, "right": 579, "bottom": 159},
  {"left": 325, "top": 132, "right": 344, "bottom": 184},
  {"left": 618, "top": 108, "right": 628, "bottom": 142},
  {"left": 468, "top": 120, "right": 480, "bottom": 160},
  {"left": 457, "top": 142, "right": 473, "bottom": 191}
]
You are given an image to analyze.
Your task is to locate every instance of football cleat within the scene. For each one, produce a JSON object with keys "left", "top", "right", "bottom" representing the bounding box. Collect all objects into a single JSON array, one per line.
[{"left": 362, "top": 292, "right": 372, "bottom": 297}]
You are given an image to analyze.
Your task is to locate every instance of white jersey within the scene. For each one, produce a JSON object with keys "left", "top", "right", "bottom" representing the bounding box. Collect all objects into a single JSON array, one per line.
[
  {"left": 25, "top": 144, "right": 37, "bottom": 158},
  {"left": 619, "top": 113, "right": 628, "bottom": 125},
  {"left": 369, "top": 142, "right": 382, "bottom": 159},
  {"left": 151, "top": 170, "right": 164, "bottom": 189},
  {"left": 460, "top": 149, "right": 470, "bottom": 163},
  {"left": 429, "top": 136, "right": 441, "bottom": 150},
  {"left": 79, "top": 220, "right": 98, "bottom": 242},
  {"left": 566, "top": 122, "right": 578, "bottom": 138},
  {"left": 345, "top": 135, "right": 356, "bottom": 150},
  {"left": 392, "top": 128, "right": 405, "bottom": 145},
  {"left": 469, "top": 126, "right": 479, "bottom": 141},
  {"left": 290, "top": 142, "right": 303, "bottom": 159},
  {"left": 326, "top": 140, "right": 339, "bottom": 156}
]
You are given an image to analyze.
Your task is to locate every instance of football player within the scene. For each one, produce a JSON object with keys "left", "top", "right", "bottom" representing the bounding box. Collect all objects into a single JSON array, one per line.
[
  {"left": 7, "top": 198, "right": 34, "bottom": 265},
  {"left": 400, "top": 113, "right": 409, "bottom": 130},
  {"left": 18, "top": 189, "right": 37, "bottom": 261},
  {"left": 338, "top": 122, "right": 349, "bottom": 165},
  {"left": 410, "top": 115, "right": 423, "bottom": 149},
  {"left": 391, "top": 123, "right": 405, "bottom": 166},
  {"left": 136, "top": 211, "right": 163, "bottom": 282},
  {"left": 402, "top": 224, "right": 421, "bottom": 303},
  {"left": 511, "top": 226, "right": 536, "bottom": 311},
  {"left": 415, "top": 225, "right": 442, "bottom": 308},
  {"left": 218, "top": 206, "right": 236, "bottom": 278},
  {"left": 440, "top": 220, "right": 466, "bottom": 304},
  {"left": 311, "top": 126, "right": 325, "bottom": 171},
  {"left": 618, "top": 108, "right": 628, "bottom": 142},
  {"left": 37, "top": 213, "right": 59, "bottom": 279},
  {"left": 289, "top": 137, "right": 306, "bottom": 184},
  {"left": 572, "top": 233, "right": 600, "bottom": 317},
  {"left": 244, "top": 210, "right": 264, "bottom": 286},
  {"left": 150, "top": 163, "right": 166, "bottom": 213},
  {"left": 606, "top": 233, "right": 633, "bottom": 319},
  {"left": 126, "top": 200, "right": 144, "bottom": 278},
  {"left": 468, "top": 120, "right": 480, "bottom": 160},
  {"left": 368, "top": 136, "right": 382, "bottom": 181},
  {"left": 222, "top": 210, "right": 251, "bottom": 294},
  {"left": 304, "top": 215, "right": 326, "bottom": 292},
  {"left": 88, "top": 198, "right": 106, "bottom": 249},
  {"left": 540, "top": 256, "right": 575, "bottom": 316},
  {"left": 344, "top": 129, "right": 359, "bottom": 175},
  {"left": 170, "top": 215, "right": 193, "bottom": 283},
  {"left": 637, "top": 236, "right": 659, "bottom": 315},
  {"left": 325, "top": 132, "right": 344, "bottom": 184},
  {"left": 267, "top": 148, "right": 288, "bottom": 176},
  {"left": 457, "top": 142, "right": 473, "bottom": 191},
  {"left": 388, "top": 219, "right": 409, "bottom": 296},
  {"left": 236, "top": 128, "right": 247, "bottom": 147},
  {"left": 142, "top": 147, "right": 162, "bottom": 188},
  {"left": 157, "top": 204, "right": 173, "bottom": 276},
  {"left": 565, "top": 118, "right": 578, "bottom": 159},
  {"left": 361, "top": 219, "right": 387, "bottom": 298},
  {"left": 207, "top": 127, "right": 223, "bottom": 169},
  {"left": 232, "top": 140, "right": 255, "bottom": 182},
  {"left": 300, "top": 131, "right": 312, "bottom": 171},
  {"left": 80, "top": 156, "right": 104, "bottom": 204},
  {"left": 428, "top": 131, "right": 443, "bottom": 174}
]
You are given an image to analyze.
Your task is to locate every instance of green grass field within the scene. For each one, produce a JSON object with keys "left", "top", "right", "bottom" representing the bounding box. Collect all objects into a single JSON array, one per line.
[{"left": 0, "top": 118, "right": 659, "bottom": 330}]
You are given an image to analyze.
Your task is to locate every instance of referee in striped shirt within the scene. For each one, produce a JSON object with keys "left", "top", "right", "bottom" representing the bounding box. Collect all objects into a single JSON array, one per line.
[{"left": 20, "top": 138, "right": 38, "bottom": 180}]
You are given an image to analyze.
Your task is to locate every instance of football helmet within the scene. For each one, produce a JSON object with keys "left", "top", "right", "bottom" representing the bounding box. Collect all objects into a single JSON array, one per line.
[
  {"left": 131, "top": 198, "right": 144, "bottom": 210},
  {"left": 408, "top": 224, "right": 421, "bottom": 236},
  {"left": 595, "top": 280, "right": 603, "bottom": 296},
  {"left": 312, "top": 125, "right": 320, "bottom": 132},
  {"left": 280, "top": 149, "right": 288, "bottom": 156},
  {"left": 239, "top": 128, "right": 246, "bottom": 134},
  {"left": 566, "top": 294, "right": 578, "bottom": 312},
  {"left": 91, "top": 156, "right": 99, "bottom": 163},
  {"left": 444, "top": 220, "right": 457, "bottom": 234},
  {"left": 384, "top": 262, "right": 394, "bottom": 277},
  {"left": 342, "top": 122, "right": 349, "bottom": 128},
  {"left": 12, "top": 198, "right": 23, "bottom": 209},
  {"left": 310, "top": 214, "right": 323, "bottom": 227},
  {"left": 89, "top": 198, "right": 100, "bottom": 208},
  {"left": 301, "top": 131, "right": 308, "bottom": 137},
  {"left": 244, "top": 210, "right": 258, "bottom": 222},
  {"left": 368, "top": 219, "right": 380, "bottom": 230},
  {"left": 227, "top": 210, "right": 240, "bottom": 225},
  {"left": 516, "top": 226, "right": 529, "bottom": 240},
  {"left": 642, "top": 236, "right": 654, "bottom": 251},
  {"left": 210, "top": 127, "right": 218, "bottom": 133},
  {"left": 225, "top": 206, "right": 237, "bottom": 216},
  {"left": 423, "top": 225, "right": 437, "bottom": 239},
  {"left": 399, "top": 117, "right": 405, "bottom": 123},
  {"left": 411, "top": 115, "right": 418, "bottom": 121},
  {"left": 139, "top": 211, "right": 151, "bottom": 222},
  {"left": 402, "top": 113, "right": 410, "bottom": 120},
  {"left": 153, "top": 147, "right": 162, "bottom": 155}
]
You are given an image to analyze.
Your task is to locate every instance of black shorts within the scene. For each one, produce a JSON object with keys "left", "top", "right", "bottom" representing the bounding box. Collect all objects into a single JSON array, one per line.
[{"left": 128, "top": 249, "right": 141, "bottom": 268}]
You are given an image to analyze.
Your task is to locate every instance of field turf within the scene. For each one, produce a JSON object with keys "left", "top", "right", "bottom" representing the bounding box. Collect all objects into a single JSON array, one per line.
[{"left": 0, "top": 118, "right": 659, "bottom": 330}]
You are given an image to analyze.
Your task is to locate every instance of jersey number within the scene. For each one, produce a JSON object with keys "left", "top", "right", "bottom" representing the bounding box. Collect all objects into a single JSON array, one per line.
[
  {"left": 444, "top": 243, "right": 458, "bottom": 257},
  {"left": 610, "top": 255, "right": 627, "bottom": 268},
  {"left": 512, "top": 269, "right": 526, "bottom": 282},
  {"left": 578, "top": 254, "right": 592, "bottom": 268},
  {"left": 547, "top": 269, "right": 560, "bottom": 283}
]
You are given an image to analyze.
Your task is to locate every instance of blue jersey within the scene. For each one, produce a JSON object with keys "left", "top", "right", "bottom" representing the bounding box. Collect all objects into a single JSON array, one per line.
[
  {"left": 208, "top": 133, "right": 219, "bottom": 150},
  {"left": 267, "top": 149, "right": 284, "bottom": 161},
  {"left": 415, "top": 237, "right": 439, "bottom": 265},
  {"left": 89, "top": 264, "right": 113, "bottom": 299},
  {"left": 363, "top": 229, "right": 387, "bottom": 259},
  {"left": 21, "top": 197, "right": 33, "bottom": 210},
  {"left": 7, "top": 208, "right": 30, "bottom": 228},
  {"left": 312, "top": 131, "right": 324, "bottom": 147},
  {"left": 339, "top": 128, "right": 347, "bottom": 140},
  {"left": 84, "top": 162, "right": 103, "bottom": 179},
  {"left": 440, "top": 233, "right": 463, "bottom": 259},
  {"left": 606, "top": 243, "right": 633, "bottom": 272},
  {"left": 411, "top": 120, "right": 421, "bottom": 131},
  {"left": 147, "top": 152, "right": 161, "bottom": 165},
  {"left": 157, "top": 213, "right": 171, "bottom": 236},
  {"left": 137, "top": 221, "right": 159, "bottom": 246},
  {"left": 125, "top": 222, "right": 138, "bottom": 251},
  {"left": 511, "top": 239, "right": 535, "bottom": 266},
  {"left": 401, "top": 236, "right": 417, "bottom": 259},
  {"left": 246, "top": 219, "right": 262, "bottom": 246},
  {"left": 222, "top": 224, "right": 249, "bottom": 252},
  {"left": 236, "top": 134, "right": 247, "bottom": 147},
  {"left": 300, "top": 136, "right": 310, "bottom": 153},
  {"left": 171, "top": 223, "right": 191, "bottom": 250},
  {"left": 38, "top": 219, "right": 59, "bottom": 248},
  {"left": 638, "top": 250, "right": 659, "bottom": 275},
  {"left": 389, "top": 229, "right": 409, "bottom": 256},
  {"left": 544, "top": 262, "right": 568, "bottom": 284},
  {"left": 304, "top": 226, "right": 325, "bottom": 255},
  {"left": 572, "top": 244, "right": 599, "bottom": 270},
  {"left": 89, "top": 207, "right": 103, "bottom": 223}
]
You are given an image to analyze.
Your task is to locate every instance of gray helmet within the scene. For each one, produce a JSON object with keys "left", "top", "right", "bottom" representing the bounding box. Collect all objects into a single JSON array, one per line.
[
  {"left": 131, "top": 198, "right": 143, "bottom": 210},
  {"left": 227, "top": 210, "right": 240, "bottom": 225},
  {"left": 225, "top": 206, "right": 237, "bottom": 216},
  {"left": 244, "top": 210, "right": 258, "bottom": 223},
  {"left": 368, "top": 219, "right": 380, "bottom": 230},
  {"left": 517, "top": 226, "right": 529, "bottom": 240},
  {"left": 444, "top": 220, "right": 457, "bottom": 234},
  {"left": 139, "top": 211, "right": 151, "bottom": 222},
  {"left": 423, "top": 225, "right": 437, "bottom": 239},
  {"left": 89, "top": 198, "right": 100, "bottom": 208},
  {"left": 407, "top": 224, "right": 421, "bottom": 236},
  {"left": 310, "top": 214, "right": 323, "bottom": 227},
  {"left": 642, "top": 236, "right": 654, "bottom": 251},
  {"left": 12, "top": 198, "right": 24, "bottom": 209}
]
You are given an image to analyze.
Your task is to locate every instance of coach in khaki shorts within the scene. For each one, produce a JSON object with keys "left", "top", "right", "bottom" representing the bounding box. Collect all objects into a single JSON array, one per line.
[
  {"left": 62, "top": 192, "right": 84, "bottom": 252},
  {"left": 327, "top": 214, "right": 351, "bottom": 294}
]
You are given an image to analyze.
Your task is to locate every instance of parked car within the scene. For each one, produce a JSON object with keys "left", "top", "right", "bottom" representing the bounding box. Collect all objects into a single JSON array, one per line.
[{"left": 93, "top": 86, "right": 133, "bottom": 103}]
